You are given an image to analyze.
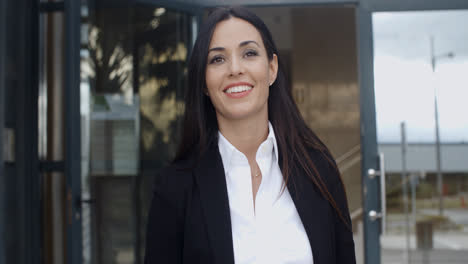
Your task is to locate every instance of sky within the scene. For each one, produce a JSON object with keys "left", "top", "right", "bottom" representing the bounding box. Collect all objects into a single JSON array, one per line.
[{"left": 372, "top": 10, "right": 468, "bottom": 143}]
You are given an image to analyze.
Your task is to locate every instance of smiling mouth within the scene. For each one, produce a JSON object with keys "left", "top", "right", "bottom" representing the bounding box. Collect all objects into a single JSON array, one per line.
[{"left": 224, "top": 85, "right": 253, "bottom": 94}]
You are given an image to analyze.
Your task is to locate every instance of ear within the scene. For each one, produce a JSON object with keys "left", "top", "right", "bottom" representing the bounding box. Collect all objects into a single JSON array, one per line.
[{"left": 269, "top": 54, "right": 278, "bottom": 86}]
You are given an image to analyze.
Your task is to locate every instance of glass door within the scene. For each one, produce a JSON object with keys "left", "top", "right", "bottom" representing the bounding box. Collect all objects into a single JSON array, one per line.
[
  {"left": 80, "top": 1, "right": 200, "bottom": 263},
  {"left": 373, "top": 10, "right": 468, "bottom": 264},
  {"left": 79, "top": 2, "right": 370, "bottom": 264}
]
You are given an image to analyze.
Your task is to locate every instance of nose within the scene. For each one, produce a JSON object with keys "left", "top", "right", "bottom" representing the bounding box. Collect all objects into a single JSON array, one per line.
[{"left": 228, "top": 57, "right": 244, "bottom": 76}]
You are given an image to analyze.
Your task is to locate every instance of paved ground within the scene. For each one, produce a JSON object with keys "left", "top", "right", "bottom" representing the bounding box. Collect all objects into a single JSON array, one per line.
[
  {"left": 380, "top": 209, "right": 468, "bottom": 264},
  {"left": 352, "top": 209, "right": 468, "bottom": 263}
]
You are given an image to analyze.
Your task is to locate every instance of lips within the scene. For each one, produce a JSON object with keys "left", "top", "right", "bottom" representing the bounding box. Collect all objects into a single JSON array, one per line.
[
  {"left": 223, "top": 82, "right": 254, "bottom": 99},
  {"left": 225, "top": 85, "right": 252, "bottom": 94},
  {"left": 223, "top": 82, "right": 254, "bottom": 94}
]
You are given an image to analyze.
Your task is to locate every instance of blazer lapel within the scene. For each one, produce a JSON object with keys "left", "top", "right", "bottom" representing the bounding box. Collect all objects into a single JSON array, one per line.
[
  {"left": 194, "top": 146, "right": 235, "bottom": 264},
  {"left": 287, "top": 166, "right": 334, "bottom": 264}
]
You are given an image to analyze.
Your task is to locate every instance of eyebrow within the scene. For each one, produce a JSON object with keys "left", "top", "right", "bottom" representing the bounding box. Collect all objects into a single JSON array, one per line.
[
  {"left": 240, "top": 40, "right": 260, "bottom": 47},
  {"left": 208, "top": 40, "right": 260, "bottom": 53}
]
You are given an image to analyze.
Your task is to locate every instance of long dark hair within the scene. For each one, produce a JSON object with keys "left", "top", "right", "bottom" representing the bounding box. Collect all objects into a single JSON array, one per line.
[{"left": 175, "top": 6, "right": 351, "bottom": 230}]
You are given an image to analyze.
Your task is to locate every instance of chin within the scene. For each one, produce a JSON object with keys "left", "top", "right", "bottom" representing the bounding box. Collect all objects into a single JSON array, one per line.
[
  {"left": 226, "top": 112, "right": 254, "bottom": 121},
  {"left": 226, "top": 107, "right": 266, "bottom": 121}
]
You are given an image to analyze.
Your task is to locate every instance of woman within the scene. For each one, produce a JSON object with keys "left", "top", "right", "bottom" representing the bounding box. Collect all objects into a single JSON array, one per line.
[{"left": 145, "top": 6, "right": 356, "bottom": 264}]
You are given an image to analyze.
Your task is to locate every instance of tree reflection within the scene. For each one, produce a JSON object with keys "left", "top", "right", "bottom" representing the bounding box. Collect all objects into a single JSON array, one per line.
[
  {"left": 81, "top": 4, "right": 190, "bottom": 168},
  {"left": 80, "top": 3, "right": 192, "bottom": 262}
]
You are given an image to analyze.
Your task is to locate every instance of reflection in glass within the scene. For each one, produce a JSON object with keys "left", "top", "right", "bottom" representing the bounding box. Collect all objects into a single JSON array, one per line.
[{"left": 80, "top": 1, "right": 192, "bottom": 263}]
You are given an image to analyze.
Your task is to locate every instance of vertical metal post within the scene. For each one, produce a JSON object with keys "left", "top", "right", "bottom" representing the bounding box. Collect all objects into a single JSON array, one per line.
[
  {"left": 1, "top": 1, "right": 41, "bottom": 263},
  {"left": 16, "top": 1, "right": 42, "bottom": 263},
  {"left": 401, "top": 122, "right": 411, "bottom": 264},
  {"left": 430, "top": 36, "right": 444, "bottom": 216},
  {"left": 64, "top": 0, "right": 82, "bottom": 263},
  {"left": 356, "top": 6, "right": 381, "bottom": 264},
  {"left": 0, "top": 0, "right": 6, "bottom": 262},
  {"left": 30, "top": 1, "right": 41, "bottom": 262}
]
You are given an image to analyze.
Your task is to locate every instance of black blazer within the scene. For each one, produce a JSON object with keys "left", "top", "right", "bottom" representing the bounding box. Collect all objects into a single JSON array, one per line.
[{"left": 144, "top": 145, "right": 356, "bottom": 264}]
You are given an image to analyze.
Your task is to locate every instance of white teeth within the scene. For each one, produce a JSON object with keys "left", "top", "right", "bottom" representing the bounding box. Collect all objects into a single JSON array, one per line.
[{"left": 225, "top": 85, "right": 252, "bottom": 94}]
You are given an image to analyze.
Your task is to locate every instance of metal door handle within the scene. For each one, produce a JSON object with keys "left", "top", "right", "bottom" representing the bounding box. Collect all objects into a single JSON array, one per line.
[
  {"left": 369, "top": 210, "right": 382, "bottom": 222},
  {"left": 367, "top": 168, "right": 381, "bottom": 179},
  {"left": 367, "top": 153, "right": 387, "bottom": 234}
]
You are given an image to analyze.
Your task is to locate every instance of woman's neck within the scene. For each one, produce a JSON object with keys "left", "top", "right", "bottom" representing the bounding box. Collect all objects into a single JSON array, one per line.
[{"left": 218, "top": 115, "right": 269, "bottom": 161}]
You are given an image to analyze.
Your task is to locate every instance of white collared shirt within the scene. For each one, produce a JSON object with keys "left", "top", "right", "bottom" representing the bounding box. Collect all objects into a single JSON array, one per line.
[{"left": 218, "top": 122, "right": 313, "bottom": 264}]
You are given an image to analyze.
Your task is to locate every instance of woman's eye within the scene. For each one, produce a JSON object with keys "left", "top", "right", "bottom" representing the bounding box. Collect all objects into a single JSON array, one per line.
[
  {"left": 209, "top": 56, "right": 224, "bottom": 64},
  {"left": 244, "top": 50, "right": 258, "bottom": 57}
]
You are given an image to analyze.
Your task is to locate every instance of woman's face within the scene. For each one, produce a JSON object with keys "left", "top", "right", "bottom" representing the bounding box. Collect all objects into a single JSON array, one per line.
[{"left": 205, "top": 17, "right": 278, "bottom": 123}]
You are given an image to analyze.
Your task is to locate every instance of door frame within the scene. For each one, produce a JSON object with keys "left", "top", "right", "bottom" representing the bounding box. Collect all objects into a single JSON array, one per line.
[
  {"left": 65, "top": 0, "right": 83, "bottom": 263},
  {"left": 0, "top": 1, "right": 41, "bottom": 264},
  {"left": 355, "top": 5, "right": 379, "bottom": 264},
  {"left": 0, "top": 0, "right": 7, "bottom": 262}
]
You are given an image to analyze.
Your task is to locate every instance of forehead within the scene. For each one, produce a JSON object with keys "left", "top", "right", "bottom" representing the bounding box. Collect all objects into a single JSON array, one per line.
[{"left": 209, "top": 17, "right": 263, "bottom": 48}]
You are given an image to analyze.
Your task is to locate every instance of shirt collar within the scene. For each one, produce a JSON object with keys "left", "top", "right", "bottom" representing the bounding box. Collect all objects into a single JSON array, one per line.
[
  {"left": 268, "top": 122, "right": 279, "bottom": 162},
  {"left": 218, "top": 121, "right": 279, "bottom": 174}
]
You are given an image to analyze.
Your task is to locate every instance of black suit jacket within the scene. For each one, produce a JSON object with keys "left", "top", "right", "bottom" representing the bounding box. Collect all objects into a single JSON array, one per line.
[{"left": 144, "top": 145, "right": 356, "bottom": 264}]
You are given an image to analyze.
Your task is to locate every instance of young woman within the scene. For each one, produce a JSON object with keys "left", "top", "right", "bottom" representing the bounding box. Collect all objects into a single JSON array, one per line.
[{"left": 144, "top": 6, "right": 356, "bottom": 264}]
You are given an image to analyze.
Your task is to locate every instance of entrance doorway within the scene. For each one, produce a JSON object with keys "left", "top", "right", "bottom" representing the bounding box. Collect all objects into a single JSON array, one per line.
[
  {"left": 40, "top": 1, "right": 368, "bottom": 263},
  {"left": 78, "top": 2, "right": 364, "bottom": 263}
]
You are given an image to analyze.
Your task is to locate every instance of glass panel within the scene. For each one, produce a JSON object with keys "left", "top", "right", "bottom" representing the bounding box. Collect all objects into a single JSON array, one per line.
[
  {"left": 80, "top": 1, "right": 193, "bottom": 263},
  {"left": 136, "top": 6, "right": 190, "bottom": 261},
  {"left": 251, "top": 6, "right": 363, "bottom": 264},
  {"left": 373, "top": 10, "right": 468, "bottom": 263}
]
